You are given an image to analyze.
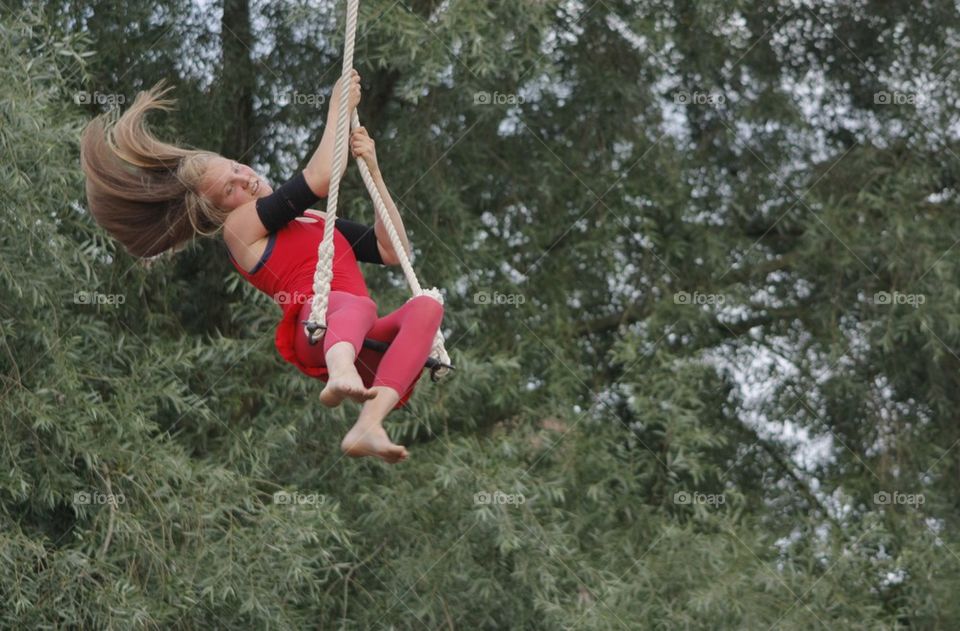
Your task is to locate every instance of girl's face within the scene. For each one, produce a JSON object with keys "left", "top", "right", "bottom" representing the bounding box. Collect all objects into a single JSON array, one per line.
[{"left": 199, "top": 156, "right": 273, "bottom": 211}]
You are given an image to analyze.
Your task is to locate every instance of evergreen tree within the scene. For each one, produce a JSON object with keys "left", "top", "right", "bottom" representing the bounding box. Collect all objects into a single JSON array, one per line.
[{"left": 3, "top": 0, "right": 960, "bottom": 628}]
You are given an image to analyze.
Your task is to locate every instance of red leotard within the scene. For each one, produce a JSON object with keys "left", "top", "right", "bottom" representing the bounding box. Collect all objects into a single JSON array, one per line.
[{"left": 227, "top": 209, "right": 419, "bottom": 408}]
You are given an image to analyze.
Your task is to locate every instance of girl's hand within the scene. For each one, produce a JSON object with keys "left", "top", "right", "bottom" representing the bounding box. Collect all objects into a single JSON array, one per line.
[
  {"left": 331, "top": 69, "right": 361, "bottom": 111},
  {"left": 350, "top": 126, "right": 379, "bottom": 173}
]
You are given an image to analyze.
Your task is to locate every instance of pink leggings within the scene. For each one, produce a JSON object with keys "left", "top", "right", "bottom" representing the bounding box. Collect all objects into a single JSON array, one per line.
[{"left": 293, "top": 290, "right": 444, "bottom": 399}]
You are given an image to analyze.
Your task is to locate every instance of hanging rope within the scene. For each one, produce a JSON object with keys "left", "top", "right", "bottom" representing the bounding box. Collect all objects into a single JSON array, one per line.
[{"left": 305, "top": 0, "right": 452, "bottom": 380}]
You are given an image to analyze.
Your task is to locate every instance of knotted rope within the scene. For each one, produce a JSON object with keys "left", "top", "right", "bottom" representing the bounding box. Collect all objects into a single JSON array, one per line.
[{"left": 305, "top": 0, "right": 452, "bottom": 379}]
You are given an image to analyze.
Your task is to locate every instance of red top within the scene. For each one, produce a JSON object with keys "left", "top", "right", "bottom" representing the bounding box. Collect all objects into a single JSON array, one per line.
[{"left": 228, "top": 209, "right": 418, "bottom": 409}]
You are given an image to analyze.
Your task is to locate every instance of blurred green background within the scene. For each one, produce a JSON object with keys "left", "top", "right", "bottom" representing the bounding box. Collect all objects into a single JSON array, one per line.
[{"left": 2, "top": 0, "right": 960, "bottom": 628}]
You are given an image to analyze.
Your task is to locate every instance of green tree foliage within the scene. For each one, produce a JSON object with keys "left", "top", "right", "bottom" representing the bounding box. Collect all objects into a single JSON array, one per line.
[{"left": 3, "top": 0, "right": 960, "bottom": 628}]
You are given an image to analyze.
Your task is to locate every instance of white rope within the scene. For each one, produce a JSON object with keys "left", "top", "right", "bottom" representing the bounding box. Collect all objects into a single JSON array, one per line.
[{"left": 305, "top": 0, "right": 451, "bottom": 378}]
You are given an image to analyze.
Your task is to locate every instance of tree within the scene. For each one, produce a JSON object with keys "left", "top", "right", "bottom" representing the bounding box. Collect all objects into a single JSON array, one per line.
[{"left": 3, "top": 0, "right": 960, "bottom": 628}]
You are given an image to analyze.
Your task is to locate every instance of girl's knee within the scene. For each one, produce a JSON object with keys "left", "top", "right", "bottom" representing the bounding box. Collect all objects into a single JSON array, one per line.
[
  {"left": 409, "top": 295, "right": 444, "bottom": 319},
  {"left": 330, "top": 293, "right": 377, "bottom": 316},
  {"left": 357, "top": 295, "right": 378, "bottom": 315}
]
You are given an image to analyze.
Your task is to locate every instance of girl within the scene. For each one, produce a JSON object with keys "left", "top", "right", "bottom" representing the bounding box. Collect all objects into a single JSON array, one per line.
[{"left": 79, "top": 73, "right": 444, "bottom": 464}]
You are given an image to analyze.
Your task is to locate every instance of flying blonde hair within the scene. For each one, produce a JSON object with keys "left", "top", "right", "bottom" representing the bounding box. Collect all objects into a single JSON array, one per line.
[{"left": 79, "top": 79, "right": 230, "bottom": 258}]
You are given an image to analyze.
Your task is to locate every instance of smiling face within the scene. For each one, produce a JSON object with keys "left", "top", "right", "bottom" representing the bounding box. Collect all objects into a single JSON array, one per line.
[{"left": 197, "top": 156, "right": 273, "bottom": 212}]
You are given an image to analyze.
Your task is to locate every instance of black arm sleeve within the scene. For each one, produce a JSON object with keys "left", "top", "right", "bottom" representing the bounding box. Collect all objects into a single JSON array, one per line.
[
  {"left": 335, "top": 217, "right": 384, "bottom": 265},
  {"left": 255, "top": 171, "right": 321, "bottom": 233}
]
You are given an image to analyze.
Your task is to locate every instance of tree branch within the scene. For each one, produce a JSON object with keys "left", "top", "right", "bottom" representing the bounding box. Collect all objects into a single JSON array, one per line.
[{"left": 735, "top": 421, "right": 846, "bottom": 534}]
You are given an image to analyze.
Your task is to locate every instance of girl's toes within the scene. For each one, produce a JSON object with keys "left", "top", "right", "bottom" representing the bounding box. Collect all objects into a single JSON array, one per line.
[
  {"left": 385, "top": 444, "right": 407, "bottom": 462},
  {"left": 346, "top": 386, "right": 376, "bottom": 403}
]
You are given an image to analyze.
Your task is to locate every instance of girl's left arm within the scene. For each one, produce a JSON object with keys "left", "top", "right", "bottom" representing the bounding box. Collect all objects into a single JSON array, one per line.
[{"left": 351, "top": 126, "right": 412, "bottom": 266}]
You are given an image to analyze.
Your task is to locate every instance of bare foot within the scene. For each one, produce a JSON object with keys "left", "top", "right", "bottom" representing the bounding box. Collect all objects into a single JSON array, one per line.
[
  {"left": 341, "top": 423, "right": 409, "bottom": 464},
  {"left": 320, "top": 372, "right": 377, "bottom": 408}
]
